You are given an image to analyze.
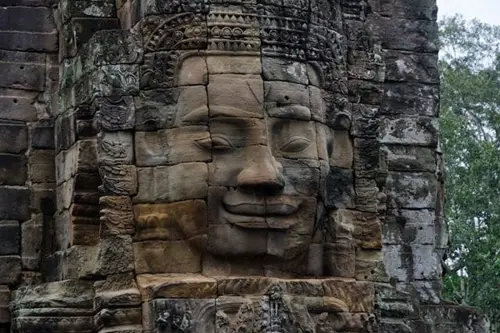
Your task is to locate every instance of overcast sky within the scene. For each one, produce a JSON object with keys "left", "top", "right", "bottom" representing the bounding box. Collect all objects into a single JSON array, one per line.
[{"left": 437, "top": 0, "right": 500, "bottom": 26}]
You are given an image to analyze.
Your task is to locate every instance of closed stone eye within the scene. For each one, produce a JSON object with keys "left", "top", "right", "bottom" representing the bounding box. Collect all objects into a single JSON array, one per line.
[
  {"left": 195, "top": 135, "right": 235, "bottom": 152},
  {"left": 279, "top": 136, "right": 312, "bottom": 153}
]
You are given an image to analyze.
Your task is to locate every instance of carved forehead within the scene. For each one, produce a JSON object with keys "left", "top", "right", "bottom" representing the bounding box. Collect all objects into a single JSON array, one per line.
[{"left": 175, "top": 53, "right": 325, "bottom": 86}]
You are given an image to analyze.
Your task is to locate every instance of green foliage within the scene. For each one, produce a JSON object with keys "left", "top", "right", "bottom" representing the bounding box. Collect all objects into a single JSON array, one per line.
[{"left": 439, "top": 15, "right": 500, "bottom": 331}]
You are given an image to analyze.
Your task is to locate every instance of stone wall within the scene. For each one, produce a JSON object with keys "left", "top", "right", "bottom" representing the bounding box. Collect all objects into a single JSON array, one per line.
[
  {"left": 0, "top": 0, "right": 491, "bottom": 332},
  {"left": 0, "top": 1, "right": 58, "bottom": 332}
]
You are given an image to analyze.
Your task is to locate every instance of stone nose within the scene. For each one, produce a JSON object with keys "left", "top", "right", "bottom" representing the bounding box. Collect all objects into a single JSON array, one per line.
[{"left": 236, "top": 145, "right": 285, "bottom": 193}]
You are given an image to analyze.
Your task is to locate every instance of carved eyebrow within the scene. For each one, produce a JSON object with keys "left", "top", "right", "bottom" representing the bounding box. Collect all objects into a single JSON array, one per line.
[
  {"left": 181, "top": 105, "right": 209, "bottom": 124},
  {"left": 266, "top": 104, "right": 312, "bottom": 121},
  {"left": 209, "top": 105, "right": 262, "bottom": 118}
]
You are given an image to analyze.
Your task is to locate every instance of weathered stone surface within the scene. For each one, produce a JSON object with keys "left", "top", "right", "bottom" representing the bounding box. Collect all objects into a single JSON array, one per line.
[
  {"left": 0, "top": 187, "right": 30, "bottom": 220},
  {"left": 207, "top": 55, "right": 260, "bottom": 75},
  {"left": 135, "top": 163, "right": 208, "bottom": 203},
  {"left": 146, "top": 298, "right": 215, "bottom": 333},
  {"left": 97, "top": 131, "right": 134, "bottom": 166},
  {"left": 0, "top": 220, "right": 20, "bottom": 255},
  {"left": 0, "top": 256, "right": 21, "bottom": 285},
  {"left": 378, "top": 17, "right": 439, "bottom": 52},
  {"left": 100, "top": 196, "right": 135, "bottom": 236},
  {"left": 136, "top": 274, "right": 217, "bottom": 299},
  {"left": 322, "top": 279, "right": 375, "bottom": 312},
  {"left": 0, "top": 50, "right": 46, "bottom": 91},
  {"left": 133, "top": 200, "right": 207, "bottom": 241},
  {"left": 262, "top": 57, "right": 308, "bottom": 84},
  {"left": 207, "top": 74, "right": 264, "bottom": 118},
  {"left": 97, "top": 235, "right": 135, "bottom": 275},
  {"left": 0, "top": 285, "right": 10, "bottom": 323},
  {"left": 0, "top": 89, "right": 38, "bottom": 122},
  {"left": 94, "top": 272, "right": 141, "bottom": 309},
  {"left": 325, "top": 167, "right": 355, "bottom": 209},
  {"left": 99, "top": 165, "right": 137, "bottom": 195},
  {"left": 178, "top": 55, "right": 208, "bottom": 85},
  {"left": 94, "top": 96, "right": 136, "bottom": 131},
  {"left": 29, "top": 150, "right": 55, "bottom": 183},
  {"left": 0, "top": 154, "right": 27, "bottom": 185},
  {"left": 135, "top": 126, "right": 211, "bottom": 166},
  {"left": 386, "top": 172, "right": 437, "bottom": 209},
  {"left": 379, "top": 117, "right": 439, "bottom": 146},
  {"left": 385, "top": 50, "right": 439, "bottom": 84},
  {"left": 0, "top": 121, "right": 28, "bottom": 154},
  {"left": 21, "top": 216, "right": 43, "bottom": 270},
  {"left": 133, "top": 240, "right": 201, "bottom": 274},
  {"left": 381, "top": 145, "right": 436, "bottom": 172},
  {"left": 381, "top": 83, "right": 439, "bottom": 117},
  {"left": 0, "top": 2, "right": 484, "bottom": 333}
]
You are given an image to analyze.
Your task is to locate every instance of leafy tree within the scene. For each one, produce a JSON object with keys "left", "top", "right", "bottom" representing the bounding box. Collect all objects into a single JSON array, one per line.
[{"left": 439, "top": 15, "right": 500, "bottom": 331}]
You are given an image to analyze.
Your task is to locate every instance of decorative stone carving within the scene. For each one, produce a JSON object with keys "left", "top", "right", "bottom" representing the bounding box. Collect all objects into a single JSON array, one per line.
[{"left": 4, "top": 0, "right": 485, "bottom": 333}]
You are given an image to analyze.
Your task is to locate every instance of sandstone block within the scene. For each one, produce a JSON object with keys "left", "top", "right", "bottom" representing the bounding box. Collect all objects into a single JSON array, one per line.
[
  {"left": 265, "top": 81, "right": 311, "bottom": 120},
  {"left": 100, "top": 196, "right": 135, "bottom": 236},
  {"left": 94, "top": 273, "right": 141, "bottom": 309},
  {"left": 351, "top": 104, "right": 379, "bottom": 138},
  {"left": 373, "top": 0, "right": 437, "bottom": 20},
  {"left": 322, "top": 279, "right": 375, "bottom": 312},
  {"left": 207, "top": 74, "right": 264, "bottom": 118},
  {"left": 323, "top": 241, "right": 355, "bottom": 278},
  {"left": 325, "top": 167, "right": 355, "bottom": 209},
  {"left": 0, "top": 256, "right": 21, "bottom": 285},
  {"left": 135, "top": 163, "right": 208, "bottom": 203},
  {"left": 0, "top": 220, "right": 20, "bottom": 255},
  {"left": 55, "top": 111, "right": 76, "bottom": 152},
  {"left": 133, "top": 240, "right": 201, "bottom": 274},
  {"left": 32, "top": 120, "right": 55, "bottom": 149},
  {"left": 381, "top": 83, "right": 439, "bottom": 117},
  {"left": 207, "top": 55, "right": 260, "bottom": 74},
  {"left": 97, "top": 235, "right": 135, "bottom": 276},
  {"left": 136, "top": 274, "right": 217, "bottom": 299},
  {"left": 29, "top": 150, "right": 55, "bottom": 183},
  {"left": 92, "top": 64, "right": 139, "bottom": 97},
  {"left": 0, "top": 89, "right": 38, "bottom": 122},
  {"left": 379, "top": 116, "right": 439, "bottom": 147},
  {"left": 134, "top": 200, "right": 207, "bottom": 241},
  {"left": 60, "top": 0, "right": 117, "bottom": 23},
  {"left": 0, "top": 187, "right": 30, "bottom": 220},
  {"left": 386, "top": 172, "right": 437, "bottom": 209},
  {"left": 378, "top": 17, "right": 438, "bottom": 52},
  {"left": 178, "top": 55, "right": 208, "bottom": 84},
  {"left": 381, "top": 145, "right": 436, "bottom": 172},
  {"left": 0, "top": 285, "right": 9, "bottom": 323},
  {"left": 30, "top": 184, "right": 56, "bottom": 215},
  {"left": 65, "top": 245, "right": 99, "bottom": 279},
  {"left": 135, "top": 126, "right": 211, "bottom": 166},
  {"left": 97, "top": 131, "right": 134, "bottom": 166},
  {"left": 0, "top": 50, "right": 45, "bottom": 91},
  {"left": 95, "top": 307, "right": 142, "bottom": 329},
  {"left": 100, "top": 165, "right": 138, "bottom": 195},
  {"left": 94, "top": 96, "right": 136, "bottom": 132},
  {"left": 330, "top": 130, "right": 353, "bottom": 168},
  {"left": 263, "top": 57, "right": 308, "bottom": 84},
  {"left": 146, "top": 298, "right": 215, "bottom": 333},
  {"left": 21, "top": 215, "right": 43, "bottom": 270},
  {"left": 385, "top": 50, "right": 439, "bottom": 84},
  {"left": 0, "top": 121, "right": 28, "bottom": 154},
  {"left": 0, "top": 154, "right": 27, "bottom": 185}
]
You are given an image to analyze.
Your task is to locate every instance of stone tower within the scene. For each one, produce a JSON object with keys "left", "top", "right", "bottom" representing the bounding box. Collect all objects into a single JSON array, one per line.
[{"left": 0, "top": 0, "right": 489, "bottom": 332}]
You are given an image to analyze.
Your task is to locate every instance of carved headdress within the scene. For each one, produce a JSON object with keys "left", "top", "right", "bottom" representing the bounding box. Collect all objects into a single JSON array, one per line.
[{"left": 140, "top": 0, "right": 347, "bottom": 91}]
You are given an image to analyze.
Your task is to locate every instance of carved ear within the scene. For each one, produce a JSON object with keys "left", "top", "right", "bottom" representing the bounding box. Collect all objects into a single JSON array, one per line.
[{"left": 306, "top": 61, "right": 324, "bottom": 87}]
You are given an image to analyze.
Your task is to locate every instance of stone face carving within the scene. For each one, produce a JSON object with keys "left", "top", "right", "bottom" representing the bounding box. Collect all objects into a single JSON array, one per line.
[{"left": 5, "top": 0, "right": 487, "bottom": 333}]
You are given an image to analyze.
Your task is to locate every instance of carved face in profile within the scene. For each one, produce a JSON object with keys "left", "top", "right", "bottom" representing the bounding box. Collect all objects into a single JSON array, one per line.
[{"left": 135, "top": 53, "right": 335, "bottom": 267}]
